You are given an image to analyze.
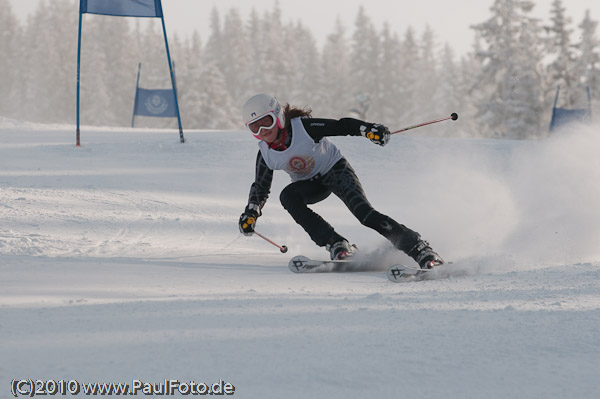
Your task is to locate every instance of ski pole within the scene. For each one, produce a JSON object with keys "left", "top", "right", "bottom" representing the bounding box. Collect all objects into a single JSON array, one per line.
[
  {"left": 254, "top": 230, "right": 288, "bottom": 253},
  {"left": 391, "top": 112, "right": 458, "bottom": 135}
]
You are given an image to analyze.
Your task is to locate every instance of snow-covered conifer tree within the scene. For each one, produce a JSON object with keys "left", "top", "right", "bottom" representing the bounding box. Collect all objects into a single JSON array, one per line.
[
  {"left": 318, "top": 19, "right": 351, "bottom": 118},
  {"left": 349, "top": 6, "right": 381, "bottom": 120},
  {"left": 204, "top": 8, "right": 224, "bottom": 74},
  {"left": 243, "top": 6, "right": 287, "bottom": 98},
  {"left": 20, "top": 0, "right": 79, "bottom": 123},
  {"left": 221, "top": 8, "right": 252, "bottom": 105},
  {"left": 283, "top": 22, "right": 320, "bottom": 108},
  {"left": 471, "top": 0, "right": 546, "bottom": 138},
  {"left": 176, "top": 32, "right": 205, "bottom": 128},
  {"left": 0, "top": 0, "right": 20, "bottom": 118},
  {"left": 378, "top": 24, "right": 403, "bottom": 127},
  {"left": 194, "top": 61, "right": 237, "bottom": 129},
  {"left": 95, "top": 17, "right": 137, "bottom": 126},
  {"left": 434, "top": 44, "right": 469, "bottom": 136},
  {"left": 413, "top": 26, "right": 439, "bottom": 125},
  {"left": 261, "top": 4, "right": 288, "bottom": 97},
  {"left": 396, "top": 27, "right": 420, "bottom": 124},
  {"left": 545, "top": 0, "right": 579, "bottom": 108},
  {"left": 573, "top": 10, "right": 600, "bottom": 105}
]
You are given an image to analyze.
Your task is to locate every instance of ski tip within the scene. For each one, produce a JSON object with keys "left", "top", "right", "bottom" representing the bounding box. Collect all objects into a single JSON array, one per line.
[
  {"left": 386, "top": 264, "right": 427, "bottom": 283},
  {"left": 288, "top": 255, "right": 310, "bottom": 273}
]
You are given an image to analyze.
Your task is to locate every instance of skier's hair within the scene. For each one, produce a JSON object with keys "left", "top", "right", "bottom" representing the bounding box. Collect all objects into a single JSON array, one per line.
[{"left": 283, "top": 104, "right": 312, "bottom": 131}]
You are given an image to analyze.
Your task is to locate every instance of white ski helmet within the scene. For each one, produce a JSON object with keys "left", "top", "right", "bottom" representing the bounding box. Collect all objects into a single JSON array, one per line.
[{"left": 242, "top": 93, "right": 285, "bottom": 132}]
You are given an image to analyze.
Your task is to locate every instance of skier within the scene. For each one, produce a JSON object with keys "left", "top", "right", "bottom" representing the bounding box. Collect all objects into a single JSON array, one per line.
[{"left": 238, "top": 93, "right": 444, "bottom": 269}]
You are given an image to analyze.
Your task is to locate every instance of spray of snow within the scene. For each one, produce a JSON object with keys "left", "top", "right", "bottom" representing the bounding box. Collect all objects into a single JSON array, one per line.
[
  {"left": 330, "top": 121, "right": 600, "bottom": 271},
  {"left": 502, "top": 123, "right": 600, "bottom": 265},
  {"left": 423, "top": 123, "right": 599, "bottom": 269}
]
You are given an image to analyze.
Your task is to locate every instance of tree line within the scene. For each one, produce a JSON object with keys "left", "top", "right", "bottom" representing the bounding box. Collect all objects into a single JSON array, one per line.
[{"left": 0, "top": 0, "right": 598, "bottom": 138}]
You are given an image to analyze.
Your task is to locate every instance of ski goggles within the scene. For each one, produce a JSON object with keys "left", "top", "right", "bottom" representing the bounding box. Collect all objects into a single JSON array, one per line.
[{"left": 246, "top": 112, "right": 278, "bottom": 134}]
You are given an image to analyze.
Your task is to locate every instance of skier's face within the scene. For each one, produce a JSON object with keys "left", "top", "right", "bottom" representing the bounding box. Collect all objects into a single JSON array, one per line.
[
  {"left": 255, "top": 124, "right": 280, "bottom": 143},
  {"left": 246, "top": 113, "right": 280, "bottom": 143}
]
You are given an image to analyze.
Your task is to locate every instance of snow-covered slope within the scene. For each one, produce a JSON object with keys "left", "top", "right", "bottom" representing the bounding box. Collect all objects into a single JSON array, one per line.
[{"left": 1, "top": 121, "right": 599, "bottom": 398}]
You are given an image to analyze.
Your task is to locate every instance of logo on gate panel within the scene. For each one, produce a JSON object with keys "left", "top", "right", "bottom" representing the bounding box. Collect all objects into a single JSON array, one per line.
[{"left": 144, "top": 95, "right": 169, "bottom": 115}]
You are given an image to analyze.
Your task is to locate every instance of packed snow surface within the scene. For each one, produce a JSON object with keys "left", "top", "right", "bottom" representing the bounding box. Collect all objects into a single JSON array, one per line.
[{"left": 1, "top": 118, "right": 599, "bottom": 398}]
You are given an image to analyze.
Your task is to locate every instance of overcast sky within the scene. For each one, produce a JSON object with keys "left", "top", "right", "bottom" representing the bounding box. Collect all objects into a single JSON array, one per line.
[{"left": 9, "top": 0, "right": 600, "bottom": 56}]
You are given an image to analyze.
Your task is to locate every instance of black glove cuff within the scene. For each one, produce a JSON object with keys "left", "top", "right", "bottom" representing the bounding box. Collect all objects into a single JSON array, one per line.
[{"left": 245, "top": 203, "right": 260, "bottom": 217}]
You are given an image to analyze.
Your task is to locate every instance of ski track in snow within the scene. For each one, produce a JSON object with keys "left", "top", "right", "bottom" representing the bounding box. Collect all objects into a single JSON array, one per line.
[{"left": 1, "top": 120, "right": 599, "bottom": 398}]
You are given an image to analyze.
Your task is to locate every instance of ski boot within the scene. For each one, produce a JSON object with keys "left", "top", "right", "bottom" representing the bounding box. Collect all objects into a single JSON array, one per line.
[
  {"left": 326, "top": 239, "right": 356, "bottom": 260},
  {"left": 408, "top": 239, "right": 444, "bottom": 269}
]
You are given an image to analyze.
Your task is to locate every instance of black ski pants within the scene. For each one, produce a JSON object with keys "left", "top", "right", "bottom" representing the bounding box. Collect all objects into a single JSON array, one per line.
[{"left": 279, "top": 157, "right": 420, "bottom": 252}]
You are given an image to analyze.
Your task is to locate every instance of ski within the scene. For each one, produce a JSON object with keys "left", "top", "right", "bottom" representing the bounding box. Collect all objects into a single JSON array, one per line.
[
  {"left": 289, "top": 255, "right": 454, "bottom": 282},
  {"left": 387, "top": 263, "right": 454, "bottom": 282},
  {"left": 288, "top": 255, "right": 372, "bottom": 273},
  {"left": 386, "top": 264, "right": 431, "bottom": 282}
]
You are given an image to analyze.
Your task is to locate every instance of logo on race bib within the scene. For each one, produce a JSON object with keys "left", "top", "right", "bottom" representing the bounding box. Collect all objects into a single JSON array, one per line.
[{"left": 287, "top": 156, "right": 315, "bottom": 176}]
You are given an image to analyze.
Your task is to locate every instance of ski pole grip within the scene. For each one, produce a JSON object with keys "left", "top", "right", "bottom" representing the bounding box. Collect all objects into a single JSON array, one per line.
[{"left": 242, "top": 217, "right": 256, "bottom": 229}]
